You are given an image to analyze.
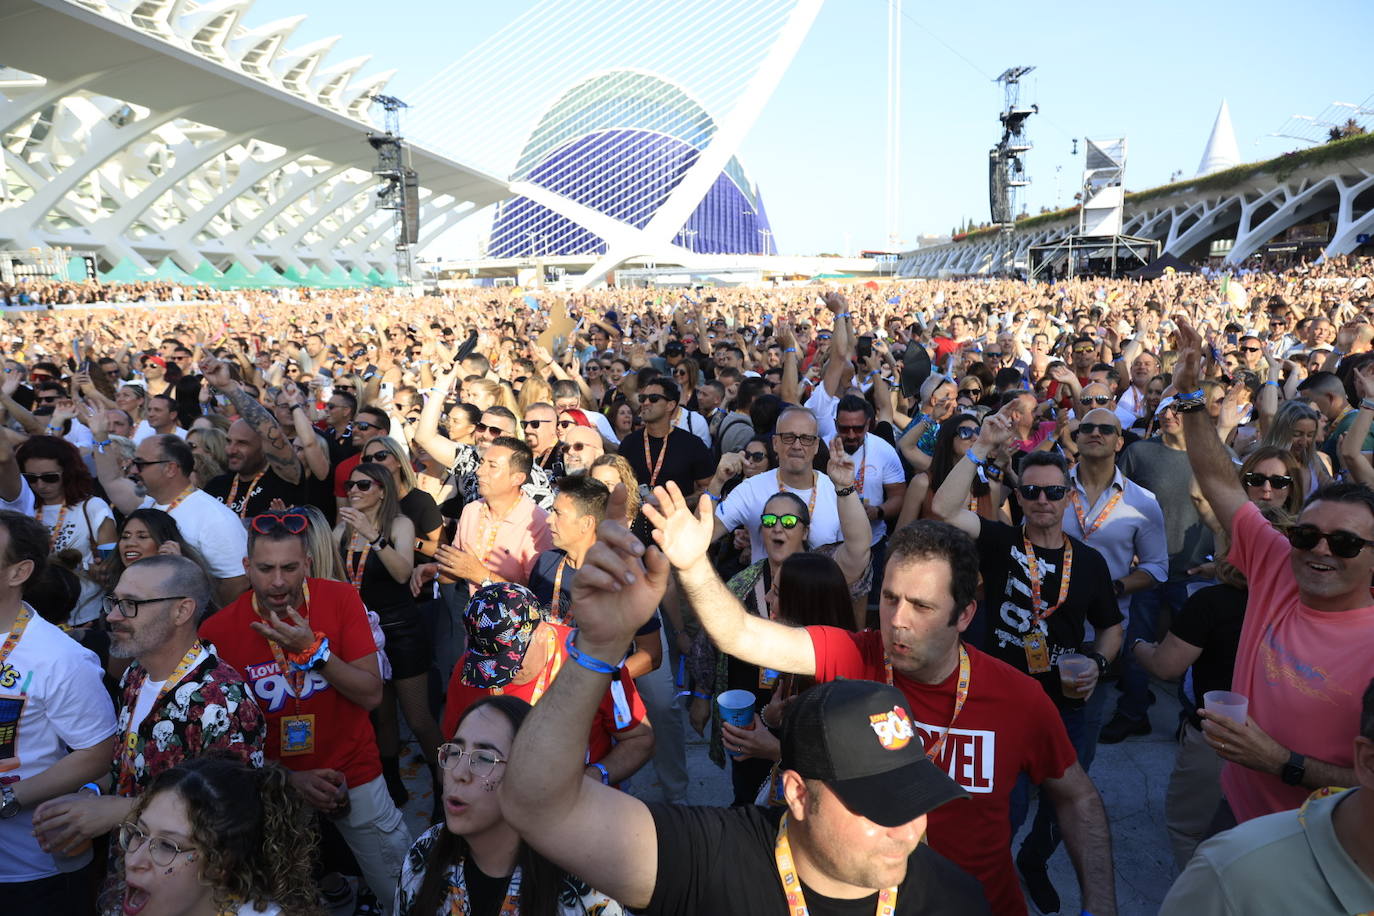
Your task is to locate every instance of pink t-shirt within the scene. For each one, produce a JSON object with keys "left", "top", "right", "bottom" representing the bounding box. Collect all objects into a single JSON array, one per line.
[
  {"left": 1224, "top": 500, "right": 1374, "bottom": 821},
  {"left": 456, "top": 495, "right": 552, "bottom": 586}
]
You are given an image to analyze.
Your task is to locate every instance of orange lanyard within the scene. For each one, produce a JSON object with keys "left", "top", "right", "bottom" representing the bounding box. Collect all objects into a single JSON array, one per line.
[
  {"left": 447, "top": 864, "right": 521, "bottom": 916},
  {"left": 345, "top": 540, "right": 372, "bottom": 591},
  {"left": 0, "top": 605, "right": 33, "bottom": 669},
  {"left": 548, "top": 556, "right": 570, "bottom": 623},
  {"left": 779, "top": 472, "right": 818, "bottom": 517},
  {"left": 886, "top": 643, "right": 970, "bottom": 763},
  {"left": 254, "top": 582, "right": 312, "bottom": 716},
  {"left": 1023, "top": 531, "right": 1073, "bottom": 627},
  {"left": 227, "top": 470, "right": 266, "bottom": 518},
  {"left": 1069, "top": 488, "right": 1122, "bottom": 539},
  {"left": 164, "top": 484, "right": 196, "bottom": 512},
  {"left": 775, "top": 814, "right": 896, "bottom": 916},
  {"left": 493, "top": 628, "right": 560, "bottom": 704},
  {"left": 643, "top": 431, "right": 669, "bottom": 487},
  {"left": 34, "top": 503, "right": 69, "bottom": 538},
  {"left": 119, "top": 643, "right": 203, "bottom": 780},
  {"left": 853, "top": 439, "right": 867, "bottom": 493}
]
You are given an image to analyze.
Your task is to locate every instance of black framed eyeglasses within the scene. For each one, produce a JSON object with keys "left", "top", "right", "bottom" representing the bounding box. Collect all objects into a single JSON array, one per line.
[
  {"left": 776, "top": 432, "right": 819, "bottom": 446},
  {"left": 249, "top": 512, "right": 309, "bottom": 535},
  {"left": 1017, "top": 484, "right": 1069, "bottom": 502},
  {"left": 103, "top": 595, "right": 188, "bottom": 619},
  {"left": 118, "top": 822, "right": 196, "bottom": 866},
  {"left": 521, "top": 419, "right": 549, "bottom": 429},
  {"left": 1239, "top": 345, "right": 1262, "bottom": 353},
  {"left": 438, "top": 743, "right": 507, "bottom": 777},
  {"left": 22, "top": 472, "right": 61, "bottom": 484},
  {"left": 760, "top": 513, "right": 802, "bottom": 530},
  {"left": 1285, "top": 524, "right": 1374, "bottom": 558},
  {"left": 1242, "top": 472, "right": 1292, "bottom": 490},
  {"left": 477, "top": 423, "right": 507, "bottom": 436}
]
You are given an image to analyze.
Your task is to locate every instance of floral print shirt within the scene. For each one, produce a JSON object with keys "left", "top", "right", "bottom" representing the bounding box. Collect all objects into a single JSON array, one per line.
[
  {"left": 111, "top": 644, "right": 266, "bottom": 796},
  {"left": 394, "top": 824, "right": 624, "bottom": 916}
]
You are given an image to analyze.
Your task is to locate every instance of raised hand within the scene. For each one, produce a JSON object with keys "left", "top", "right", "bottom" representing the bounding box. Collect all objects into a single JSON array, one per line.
[
  {"left": 826, "top": 436, "right": 856, "bottom": 489},
  {"left": 1172, "top": 315, "right": 1204, "bottom": 392},
  {"left": 642, "top": 481, "right": 715, "bottom": 571},
  {"left": 975, "top": 410, "right": 1014, "bottom": 452},
  {"left": 823, "top": 291, "right": 848, "bottom": 315},
  {"left": 198, "top": 355, "right": 234, "bottom": 390},
  {"left": 337, "top": 506, "right": 379, "bottom": 543},
  {"left": 569, "top": 523, "right": 669, "bottom": 652}
]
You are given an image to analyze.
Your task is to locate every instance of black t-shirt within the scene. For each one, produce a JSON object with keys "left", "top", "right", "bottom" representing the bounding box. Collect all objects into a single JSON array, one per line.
[
  {"left": 399, "top": 487, "right": 443, "bottom": 562},
  {"left": 621, "top": 427, "right": 714, "bottom": 494},
  {"left": 463, "top": 857, "right": 513, "bottom": 916},
  {"left": 1169, "top": 582, "right": 1246, "bottom": 719},
  {"left": 975, "top": 520, "right": 1121, "bottom": 708},
  {"left": 204, "top": 467, "right": 304, "bottom": 518},
  {"left": 646, "top": 803, "right": 990, "bottom": 916},
  {"left": 529, "top": 548, "right": 662, "bottom": 637}
]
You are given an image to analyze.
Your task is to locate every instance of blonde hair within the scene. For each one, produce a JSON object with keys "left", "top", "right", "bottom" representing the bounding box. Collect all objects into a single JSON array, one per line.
[
  {"left": 518, "top": 375, "right": 553, "bottom": 413},
  {"left": 299, "top": 505, "right": 343, "bottom": 581},
  {"left": 590, "top": 453, "right": 641, "bottom": 523},
  {"left": 364, "top": 435, "right": 417, "bottom": 491},
  {"left": 189, "top": 427, "right": 229, "bottom": 472}
]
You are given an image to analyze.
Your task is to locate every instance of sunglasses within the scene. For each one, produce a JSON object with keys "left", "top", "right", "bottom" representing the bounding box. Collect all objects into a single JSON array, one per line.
[
  {"left": 1072, "top": 346, "right": 1096, "bottom": 354},
  {"left": 836, "top": 424, "right": 867, "bottom": 434},
  {"left": 1285, "top": 524, "right": 1374, "bottom": 558},
  {"left": 557, "top": 419, "right": 578, "bottom": 429},
  {"left": 1018, "top": 484, "right": 1069, "bottom": 502},
  {"left": 760, "top": 513, "right": 802, "bottom": 529},
  {"left": 477, "top": 423, "right": 507, "bottom": 436},
  {"left": 959, "top": 387, "right": 982, "bottom": 397},
  {"left": 22, "top": 472, "right": 61, "bottom": 484},
  {"left": 641, "top": 393, "right": 668, "bottom": 404},
  {"left": 361, "top": 452, "right": 392, "bottom": 462},
  {"left": 1243, "top": 472, "right": 1292, "bottom": 490},
  {"left": 1080, "top": 395, "right": 1113, "bottom": 406},
  {"left": 817, "top": 333, "right": 833, "bottom": 341},
  {"left": 1240, "top": 346, "right": 1262, "bottom": 353},
  {"left": 248, "top": 512, "right": 309, "bottom": 535},
  {"left": 344, "top": 479, "right": 376, "bottom": 492},
  {"left": 35, "top": 396, "right": 59, "bottom": 403},
  {"left": 521, "top": 419, "right": 549, "bottom": 429},
  {"left": 956, "top": 426, "right": 979, "bottom": 440},
  {"left": 743, "top": 450, "right": 768, "bottom": 462},
  {"left": 1075, "top": 422, "right": 1119, "bottom": 437},
  {"left": 353, "top": 420, "right": 380, "bottom": 431},
  {"left": 129, "top": 458, "right": 173, "bottom": 470},
  {"left": 984, "top": 351, "right": 1003, "bottom": 358},
  {"left": 334, "top": 385, "right": 355, "bottom": 392},
  {"left": 776, "top": 432, "right": 819, "bottom": 446},
  {"left": 567, "top": 442, "right": 597, "bottom": 452}
]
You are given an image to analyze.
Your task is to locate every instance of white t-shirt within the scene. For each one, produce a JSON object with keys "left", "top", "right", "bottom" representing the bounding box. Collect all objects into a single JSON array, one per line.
[
  {"left": 673, "top": 408, "right": 712, "bottom": 449},
  {"left": 850, "top": 433, "right": 906, "bottom": 544},
  {"left": 0, "top": 479, "right": 35, "bottom": 516},
  {"left": 804, "top": 384, "right": 840, "bottom": 441},
  {"left": 139, "top": 489, "right": 247, "bottom": 580},
  {"left": 0, "top": 607, "right": 118, "bottom": 881},
  {"left": 38, "top": 497, "right": 115, "bottom": 625},
  {"left": 132, "top": 422, "right": 188, "bottom": 445},
  {"left": 587, "top": 409, "right": 620, "bottom": 446},
  {"left": 716, "top": 468, "right": 842, "bottom": 564}
]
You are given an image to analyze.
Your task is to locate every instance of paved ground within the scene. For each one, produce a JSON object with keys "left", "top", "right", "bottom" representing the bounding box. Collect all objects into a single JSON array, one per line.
[{"left": 399, "top": 659, "right": 1186, "bottom": 915}]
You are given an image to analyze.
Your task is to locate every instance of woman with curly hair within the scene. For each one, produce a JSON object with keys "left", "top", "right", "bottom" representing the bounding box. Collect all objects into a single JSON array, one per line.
[
  {"left": 395, "top": 695, "right": 622, "bottom": 916},
  {"left": 117, "top": 756, "right": 321, "bottom": 916}
]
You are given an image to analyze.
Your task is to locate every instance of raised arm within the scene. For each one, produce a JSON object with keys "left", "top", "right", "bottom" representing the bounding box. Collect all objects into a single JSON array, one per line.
[
  {"left": 826, "top": 437, "right": 872, "bottom": 586},
  {"left": 777, "top": 321, "right": 801, "bottom": 406},
  {"left": 282, "top": 387, "right": 331, "bottom": 481},
  {"left": 930, "top": 411, "right": 1013, "bottom": 538},
  {"left": 1340, "top": 364, "right": 1374, "bottom": 487},
  {"left": 1174, "top": 318, "right": 1248, "bottom": 535},
  {"left": 201, "top": 357, "right": 302, "bottom": 486},
  {"left": 643, "top": 482, "right": 818, "bottom": 675},
  {"left": 499, "top": 495, "right": 667, "bottom": 910},
  {"left": 81, "top": 404, "right": 141, "bottom": 514},
  {"left": 413, "top": 364, "right": 461, "bottom": 470}
]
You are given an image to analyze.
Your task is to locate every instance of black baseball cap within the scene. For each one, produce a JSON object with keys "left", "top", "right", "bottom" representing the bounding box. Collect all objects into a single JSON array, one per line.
[{"left": 780, "top": 680, "right": 966, "bottom": 828}]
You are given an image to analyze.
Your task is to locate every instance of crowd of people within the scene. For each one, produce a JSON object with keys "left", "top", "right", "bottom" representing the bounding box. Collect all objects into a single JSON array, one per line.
[{"left": 0, "top": 255, "right": 1372, "bottom": 916}]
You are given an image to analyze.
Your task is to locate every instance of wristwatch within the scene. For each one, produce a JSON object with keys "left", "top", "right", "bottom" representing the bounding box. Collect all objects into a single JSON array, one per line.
[
  {"left": 1089, "top": 652, "right": 1110, "bottom": 677},
  {"left": 0, "top": 784, "right": 19, "bottom": 819},
  {"left": 1112, "top": 579, "right": 1125, "bottom": 598},
  {"left": 1280, "top": 751, "right": 1306, "bottom": 786}
]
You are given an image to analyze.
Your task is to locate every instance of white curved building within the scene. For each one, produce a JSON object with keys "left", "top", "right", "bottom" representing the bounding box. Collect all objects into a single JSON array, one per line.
[{"left": 0, "top": 0, "right": 509, "bottom": 277}]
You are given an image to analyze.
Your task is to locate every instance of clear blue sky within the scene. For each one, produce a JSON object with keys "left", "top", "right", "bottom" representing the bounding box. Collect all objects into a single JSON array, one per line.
[{"left": 256, "top": 0, "right": 1372, "bottom": 256}]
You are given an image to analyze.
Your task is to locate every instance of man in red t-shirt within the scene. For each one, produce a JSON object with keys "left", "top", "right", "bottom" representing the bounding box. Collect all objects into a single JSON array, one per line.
[
  {"left": 199, "top": 512, "right": 412, "bottom": 907},
  {"left": 645, "top": 483, "right": 1117, "bottom": 916},
  {"left": 441, "top": 582, "right": 653, "bottom": 787}
]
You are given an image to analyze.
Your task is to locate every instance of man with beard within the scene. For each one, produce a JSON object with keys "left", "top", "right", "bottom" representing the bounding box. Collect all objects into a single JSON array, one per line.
[
  {"left": 833, "top": 394, "right": 906, "bottom": 576},
  {"left": 30, "top": 556, "right": 264, "bottom": 911},
  {"left": 199, "top": 357, "right": 304, "bottom": 518}
]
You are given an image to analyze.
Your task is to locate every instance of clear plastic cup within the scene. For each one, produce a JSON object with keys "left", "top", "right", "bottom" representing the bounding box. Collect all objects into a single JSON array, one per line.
[
  {"left": 1204, "top": 690, "right": 1248, "bottom": 724},
  {"left": 1058, "top": 653, "right": 1097, "bottom": 699},
  {"left": 717, "top": 689, "right": 756, "bottom": 759}
]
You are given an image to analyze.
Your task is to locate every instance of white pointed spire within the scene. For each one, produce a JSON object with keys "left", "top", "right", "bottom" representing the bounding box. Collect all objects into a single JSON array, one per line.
[{"left": 1196, "top": 99, "right": 1240, "bottom": 176}]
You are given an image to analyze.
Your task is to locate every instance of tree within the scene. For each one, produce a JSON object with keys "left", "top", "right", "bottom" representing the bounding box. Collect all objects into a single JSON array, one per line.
[{"left": 1328, "top": 118, "right": 1367, "bottom": 142}]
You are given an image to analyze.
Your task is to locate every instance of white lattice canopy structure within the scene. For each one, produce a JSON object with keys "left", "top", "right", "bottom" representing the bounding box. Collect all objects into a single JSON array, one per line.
[{"left": 0, "top": 0, "right": 510, "bottom": 276}]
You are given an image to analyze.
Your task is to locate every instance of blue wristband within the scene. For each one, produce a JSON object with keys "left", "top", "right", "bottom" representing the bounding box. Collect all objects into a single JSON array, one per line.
[
  {"left": 591, "top": 762, "right": 611, "bottom": 785},
  {"left": 290, "top": 636, "right": 331, "bottom": 672},
  {"left": 565, "top": 629, "right": 618, "bottom": 675}
]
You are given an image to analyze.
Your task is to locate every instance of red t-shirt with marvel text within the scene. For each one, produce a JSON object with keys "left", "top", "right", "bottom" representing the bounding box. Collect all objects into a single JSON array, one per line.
[
  {"left": 200, "top": 578, "right": 381, "bottom": 789},
  {"left": 442, "top": 622, "right": 647, "bottom": 766},
  {"left": 808, "top": 627, "right": 1076, "bottom": 916}
]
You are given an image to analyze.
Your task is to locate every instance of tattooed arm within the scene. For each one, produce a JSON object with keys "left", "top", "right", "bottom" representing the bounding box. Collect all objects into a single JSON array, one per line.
[{"left": 199, "top": 357, "right": 303, "bottom": 485}]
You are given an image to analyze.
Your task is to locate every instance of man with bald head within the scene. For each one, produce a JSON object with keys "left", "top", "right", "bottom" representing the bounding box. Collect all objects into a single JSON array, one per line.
[
  {"left": 560, "top": 424, "right": 604, "bottom": 474},
  {"left": 199, "top": 357, "right": 304, "bottom": 517}
]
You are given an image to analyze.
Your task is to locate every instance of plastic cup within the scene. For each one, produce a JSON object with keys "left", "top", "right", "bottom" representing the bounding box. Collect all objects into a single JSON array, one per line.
[
  {"left": 1204, "top": 690, "right": 1248, "bottom": 724},
  {"left": 1057, "top": 653, "right": 1097, "bottom": 699},
  {"left": 717, "top": 689, "right": 757, "bottom": 759},
  {"left": 93, "top": 543, "right": 116, "bottom": 562}
]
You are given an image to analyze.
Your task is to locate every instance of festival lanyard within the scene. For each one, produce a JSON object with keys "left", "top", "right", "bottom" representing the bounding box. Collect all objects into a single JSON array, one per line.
[
  {"left": 854, "top": 438, "right": 867, "bottom": 495},
  {"left": 0, "top": 605, "right": 33, "bottom": 670},
  {"left": 345, "top": 541, "right": 372, "bottom": 591},
  {"left": 885, "top": 643, "right": 970, "bottom": 763},
  {"left": 492, "top": 628, "right": 561, "bottom": 704},
  {"left": 1023, "top": 531, "right": 1073, "bottom": 629},
  {"left": 226, "top": 470, "right": 266, "bottom": 518},
  {"left": 119, "top": 643, "right": 204, "bottom": 780},
  {"left": 643, "top": 430, "right": 669, "bottom": 488},
  {"left": 775, "top": 814, "right": 897, "bottom": 916},
  {"left": 448, "top": 863, "right": 522, "bottom": 916},
  {"left": 478, "top": 500, "right": 518, "bottom": 565},
  {"left": 779, "top": 472, "right": 818, "bottom": 518},
  {"left": 1069, "top": 487, "right": 1122, "bottom": 539},
  {"left": 548, "top": 555, "right": 570, "bottom": 622},
  {"left": 254, "top": 582, "right": 312, "bottom": 717},
  {"left": 163, "top": 484, "right": 196, "bottom": 512},
  {"left": 34, "top": 502, "right": 70, "bottom": 544}
]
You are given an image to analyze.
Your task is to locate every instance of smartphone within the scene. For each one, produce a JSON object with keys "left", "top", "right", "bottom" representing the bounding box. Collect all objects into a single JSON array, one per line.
[
  {"left": 325, "top": 312, "right": 334, "bottom": 322},
  {"left": 857, "top": 336, "right": 874, "bottom": 360},
  {"left": 1226, "top": 333, "right": 1238, "bottom": 346},
  {"left": 71, "top": 339, "right": 83, "bottom": 367}
]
